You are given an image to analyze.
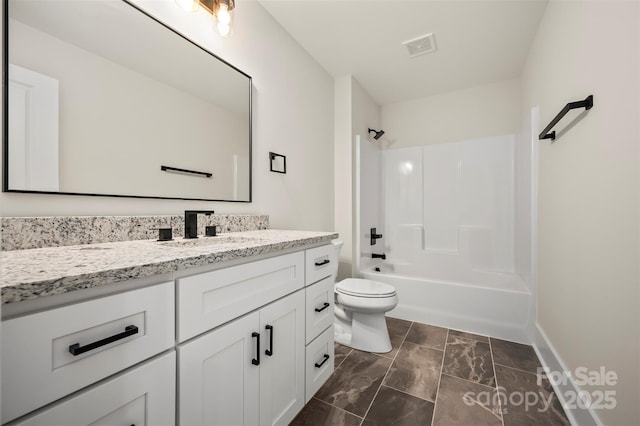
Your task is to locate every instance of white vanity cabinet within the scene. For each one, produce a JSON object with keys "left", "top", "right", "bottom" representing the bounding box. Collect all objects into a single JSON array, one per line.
[
  {"left": 1, "top": 239, "right": 337, "bottom": 426},
  {"left": 176, "top": 252, "right": 306, "bottom": 426}
]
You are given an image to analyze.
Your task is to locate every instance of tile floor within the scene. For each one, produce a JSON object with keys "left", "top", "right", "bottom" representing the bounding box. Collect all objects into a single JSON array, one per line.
[{"left": 292, "top": 317, "right": 571, "bottom": 426}]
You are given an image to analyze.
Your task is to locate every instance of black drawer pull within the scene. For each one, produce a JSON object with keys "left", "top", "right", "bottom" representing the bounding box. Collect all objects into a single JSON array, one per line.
[
  {"left": 265, "top": 325, "right": 274, "bottom": 356},
  {"left": 68, "top": 325, "right": 138, "bottom": 356},
  {"left": 315, "top": 302, "right": 330, "bottom": 313},
  {"left": 252, "top": 332, "right": 260, "bottom": 366},
  {"left": 315, "top": 354, "right": 330, "bottom": 368},
  {"left": 314, "top": 259, "right": 330, "bottom": 267}
]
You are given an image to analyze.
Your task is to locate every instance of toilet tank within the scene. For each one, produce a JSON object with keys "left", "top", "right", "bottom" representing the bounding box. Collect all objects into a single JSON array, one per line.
[{"left": 330, "top": 239, "right": 343, "bottom": 282}]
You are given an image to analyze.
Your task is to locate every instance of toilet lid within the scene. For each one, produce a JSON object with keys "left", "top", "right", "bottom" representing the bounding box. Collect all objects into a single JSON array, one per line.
[{"left": 335, "top": 278, "right": 396, "bottom": 298}]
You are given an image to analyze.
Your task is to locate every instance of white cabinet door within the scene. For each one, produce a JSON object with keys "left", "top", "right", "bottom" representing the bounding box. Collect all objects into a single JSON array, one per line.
[
  {"left": 178, "top": 311, "right": 260, "bottom": 426},
  {"left": 12, "top": 351, "right": 175, "bottom": 426},
  {"left": 259, "top": 290, "right": 305, "bottom": 426},
  {"left": 178, "top": 290, "right": 305, "bottom": 426},
  {"left": 8, "top": 64, "right": 59, "bottom": 192}
]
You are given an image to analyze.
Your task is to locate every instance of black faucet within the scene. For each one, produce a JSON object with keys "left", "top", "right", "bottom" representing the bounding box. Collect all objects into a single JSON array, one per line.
[
  {"left": 372, "top": 253, "right": 386, "bottom": 260},
  {"left": 184, "top": 210, "right": 215, "bottom": 239},
  {"left": 370, "top": 227, "right": 383, "bottom": 246}
]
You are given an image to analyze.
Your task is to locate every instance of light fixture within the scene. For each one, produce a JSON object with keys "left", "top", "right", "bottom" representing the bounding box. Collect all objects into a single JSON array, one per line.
[{"left": 176, "top": 0, "right": 235, "bottom": 37}]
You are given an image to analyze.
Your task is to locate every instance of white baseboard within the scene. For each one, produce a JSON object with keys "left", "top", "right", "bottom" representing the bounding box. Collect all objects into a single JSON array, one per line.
[{"left": 532, "top": 323, "right": 602, "bottom": 426}]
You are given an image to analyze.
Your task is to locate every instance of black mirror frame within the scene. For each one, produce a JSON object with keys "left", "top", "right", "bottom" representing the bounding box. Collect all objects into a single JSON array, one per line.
[{"left": 2, "top": 0, "right": 252, "bottom": 203}]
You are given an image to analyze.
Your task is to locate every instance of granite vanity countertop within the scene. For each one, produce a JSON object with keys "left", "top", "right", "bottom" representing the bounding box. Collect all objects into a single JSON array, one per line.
[{"left": 0, "top": 229, "right": 338, "bottom": 305}]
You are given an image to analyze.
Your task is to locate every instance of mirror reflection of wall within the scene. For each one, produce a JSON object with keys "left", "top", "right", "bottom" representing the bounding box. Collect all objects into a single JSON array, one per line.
[{"left": 5, "top": 0, "right": 252, "bottom": 202}]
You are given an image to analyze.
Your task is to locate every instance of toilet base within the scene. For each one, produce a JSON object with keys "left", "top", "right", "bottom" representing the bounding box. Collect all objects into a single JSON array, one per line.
[{"left": 334, "top": 312, "right": 392, "bottom": 354}]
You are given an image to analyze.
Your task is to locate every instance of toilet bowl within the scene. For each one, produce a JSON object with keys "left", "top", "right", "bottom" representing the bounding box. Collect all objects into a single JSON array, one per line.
[{"left": 330, "top": 240, "right": 398, "bottom": 353}]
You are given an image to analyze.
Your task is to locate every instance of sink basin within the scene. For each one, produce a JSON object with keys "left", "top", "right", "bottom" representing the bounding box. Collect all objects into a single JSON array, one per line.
[{"left": 157, "top": 236, "right": 259, "bottom": 248}]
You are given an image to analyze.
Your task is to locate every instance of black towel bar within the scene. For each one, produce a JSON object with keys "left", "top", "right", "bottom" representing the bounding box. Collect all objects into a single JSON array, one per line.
[
  {"left": 161, "top": 165, "right": 212, "bottom": 178},
  {"left": 539, "top": 95, "right": 593, "bottom": 141}
]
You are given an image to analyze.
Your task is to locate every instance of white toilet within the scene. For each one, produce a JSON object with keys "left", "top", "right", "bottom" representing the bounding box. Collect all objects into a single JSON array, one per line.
[{"left": 330, "top": 240, "right": 398, "bottom": 353}]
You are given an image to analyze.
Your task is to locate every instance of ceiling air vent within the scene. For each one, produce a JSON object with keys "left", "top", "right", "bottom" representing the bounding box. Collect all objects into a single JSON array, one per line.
[{"left": 402, "top": 33, "right": 436, "bottom": 58}]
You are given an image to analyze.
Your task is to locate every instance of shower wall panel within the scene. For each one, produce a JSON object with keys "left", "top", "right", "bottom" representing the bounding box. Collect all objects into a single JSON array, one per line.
[{"left": 383, "top": 135, "right": 516, "bottom": 274}]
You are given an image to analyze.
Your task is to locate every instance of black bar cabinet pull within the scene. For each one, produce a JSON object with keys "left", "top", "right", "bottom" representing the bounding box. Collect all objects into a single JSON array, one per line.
[
  {"left": 68, "top": 325, "right": 138, "bottom": 356},
  {"left": 251, "top": 332, "right": 260, "bottom": 365},
  {"left": 315, "top": 354, "right": 330, "bottom": 368},
  {"left": 538, "top": 95, "right": 594, "bottom": 141},
  {"left": 265, "top": 325, "right": 274, "bottom": 356},
  {"left": 315, "top": 259, "right": 330, "bottom": 267},
  {"left": 315, "top": 302, "right": 330, "bottom": 313},
  {"left": 161, "top": 165, "right": 212, "bottom": 178}
]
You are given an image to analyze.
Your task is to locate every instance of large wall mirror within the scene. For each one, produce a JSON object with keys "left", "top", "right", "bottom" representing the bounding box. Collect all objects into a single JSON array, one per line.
[{"left": 3, "top": 0, "right": 252, "bottom": 202}]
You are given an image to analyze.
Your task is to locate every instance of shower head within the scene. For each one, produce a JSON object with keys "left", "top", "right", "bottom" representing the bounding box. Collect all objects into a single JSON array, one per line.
[{"left": 368, "top": 128, "right": 385, "bottom": 140}]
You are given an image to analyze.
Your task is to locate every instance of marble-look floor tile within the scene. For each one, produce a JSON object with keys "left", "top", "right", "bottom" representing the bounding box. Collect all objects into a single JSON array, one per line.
[
  {"left": 443, "top": 338, "right": 496, "bottom": 387},
  {"left": 491, "top": 338, "right": 542, "bottom": 373},
  {"left": 315, "top": 350, "right": 392, "bottom": 417},
  {"left": 386, "top": 316, "right": 412, "bottom": 337},
  {"left": 383, "top": 341, "right": 443, "bottom": 402},
  {"left": 448, "top": 329, "right": 489, "bottom": 344},
  {"left": 290, "top": 397, "right": 362, "bottom": 426},
  {"left": 380, "top": 317, "right": 412, "bottom": 359},
  {"left": 404, "top": 322, "right": 448, "bottom": 350},
  {"left": 334, "top": 343, "right": 353, "bottom": 369},
  {"left": 432, "top": 374, "right": 503, "bottom": 426},
  {"left": 362, "top": 386, "right": 434, "bottom": 426},
  {"left": 495, "top": 365, "right": 570, "bottom": 426}
]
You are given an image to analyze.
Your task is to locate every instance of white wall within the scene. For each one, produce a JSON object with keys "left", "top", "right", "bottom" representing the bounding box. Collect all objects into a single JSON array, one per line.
[
  {"left": 334, "top": 75, "right": 353, "bottom": 280},
  {"left": 382, "top": 78, "right": 521, "bottom": 148},
  {"left": 352, "top": 78, "right": 382, "bottom": 273},
  {"left": 1, "top": 0, "right": 335, "bottom": 232},
  {"left": 357, "top": 135, "right": 382, "bottom": 270},
  {"left": 522, "top": 1, "right": 639, "bottom": 424},
  {"left": 334, "top": 75, "right": 381, "bottom": 279}
]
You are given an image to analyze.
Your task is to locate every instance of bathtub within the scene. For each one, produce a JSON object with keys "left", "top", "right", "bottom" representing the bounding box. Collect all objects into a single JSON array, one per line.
[{"left": 360, "top": 261, "right": 533, "bottom": 342}]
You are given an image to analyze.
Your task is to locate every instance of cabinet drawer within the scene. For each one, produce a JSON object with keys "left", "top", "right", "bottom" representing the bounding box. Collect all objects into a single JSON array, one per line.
[
  {"left": 305, "top": 244, "right": 335, "bottom": 285},
  {"left": 305, "top": 277, "right": 334, "bottom": 344},
  {"left": 177, "top": 252, "right": 304, "bottom": 342},
  {"left": 1, "top": 282, "right": 175, "bottom": 424},
  {"left": 11, "top": 351, "right": 176, "bottom": 426},
  {"left": 305, "top": 325, "right": 334, "bottom": 403}
]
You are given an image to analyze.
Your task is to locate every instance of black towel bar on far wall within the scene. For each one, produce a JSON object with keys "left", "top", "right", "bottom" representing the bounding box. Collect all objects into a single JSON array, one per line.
[
  {"left": 161, "top": 165, "right": 212, "bottom": 178},
  {"left": 538, "top": 95, "right": 593, "bottom": 141}
]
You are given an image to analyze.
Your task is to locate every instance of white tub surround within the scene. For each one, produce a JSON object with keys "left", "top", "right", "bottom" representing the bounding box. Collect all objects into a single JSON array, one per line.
[
  {"left": 0, "top": 214, "right": 269, "bottom": 251},
  {"left": 0, "top": 229, "right": 337, "bottom": 305},
  {"left": 361, "top": 262, "right": 530, "bottom": 342},
  {"left": 357, "top": 130, "right": 536, "bottom": 343}
]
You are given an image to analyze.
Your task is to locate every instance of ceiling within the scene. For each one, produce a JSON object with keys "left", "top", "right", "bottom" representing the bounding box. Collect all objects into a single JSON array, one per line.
[{"left": 259, "top": 0, "right": 548, "bottom": 106}]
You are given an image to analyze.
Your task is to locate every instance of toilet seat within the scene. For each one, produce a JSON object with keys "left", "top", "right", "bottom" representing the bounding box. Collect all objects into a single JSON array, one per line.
[{"left": 335, "top": 278, "right": 396, "bottom": 298}]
